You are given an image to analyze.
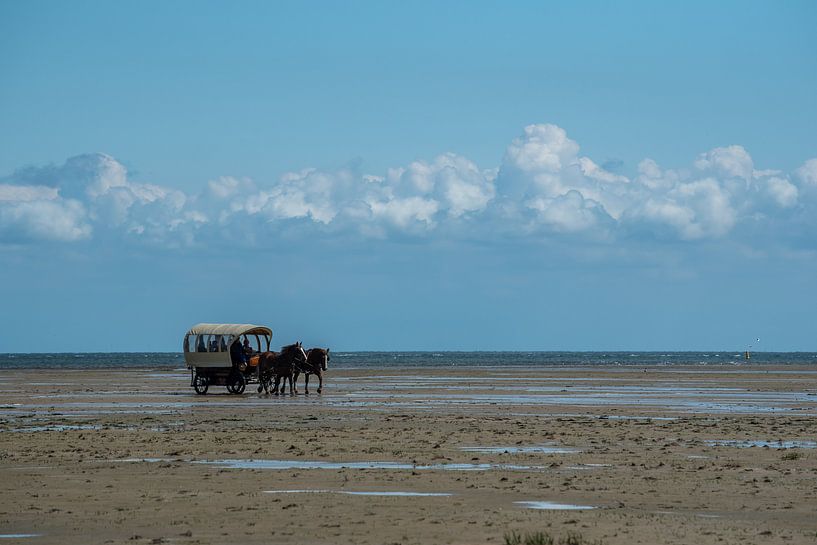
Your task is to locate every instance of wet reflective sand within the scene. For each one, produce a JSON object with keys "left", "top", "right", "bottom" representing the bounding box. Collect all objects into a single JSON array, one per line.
[
  {"left": 4, "top": 368, "right": 816, "bottom": 417},
  {"left": 704, "top": 439, "right": 817, "bottom": 449},
  {"left": 1, "top": 365, "right": 816, "bottom": 545},
  {"left": 263, "top": 489, "right": 453, "bottom": 497},
  {"left": 515, "top": 501, "right": 596, "bottom": 510},
  {"left": 460, "top": 444, "right": 579, "bottom": 454},
  {"left": 194, "top": 459, "right": 550, "bottom": 471}
]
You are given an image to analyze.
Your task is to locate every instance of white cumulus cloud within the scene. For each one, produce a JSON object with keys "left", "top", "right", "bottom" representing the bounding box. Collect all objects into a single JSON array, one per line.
[
  {"left": 0, "top": 126, "right": 814, "bottom": 250},
  {"left": 694, "top": 145, "right": 754, "bottom": 180},
  {"left": 764, "top": 177, "right": 799, "bottom": 208},
  {"left": 796, "top": 158, "right": 817, "bottom": 186},
  {"left": 0, "top": 199, "right": 90, "bottom": 242},
  {"left": 384, "top": 153, "right": 494, "bottom": 218}
]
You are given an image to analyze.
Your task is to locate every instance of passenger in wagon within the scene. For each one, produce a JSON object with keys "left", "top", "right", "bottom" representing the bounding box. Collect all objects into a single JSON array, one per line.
[
  {"left": 209, "top": 336, "right": 220, "bottom": 352},
  {"left": 230, "top": 339, "right": 245, "bottom": 367},
  {"left": 242, "top": 337, "right": 253, "bottom": 356}
]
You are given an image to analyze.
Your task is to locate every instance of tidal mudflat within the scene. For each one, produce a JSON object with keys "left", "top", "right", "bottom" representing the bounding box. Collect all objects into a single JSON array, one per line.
[{"left": 1, "top": 365, "right": 816, "bottom": 544}]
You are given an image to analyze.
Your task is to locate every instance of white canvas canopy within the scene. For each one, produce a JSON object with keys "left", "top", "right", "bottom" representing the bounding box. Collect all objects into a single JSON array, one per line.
[
  {"left": 186, "top": 323, "right": 272, "bottom": 338},
  {"left": 183, "top": 323, "right": 272, "bottom": 368}
]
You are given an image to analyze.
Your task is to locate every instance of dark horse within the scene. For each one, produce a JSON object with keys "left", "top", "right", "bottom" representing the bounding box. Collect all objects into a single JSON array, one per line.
[
  {"left": 293, "top": 348, "right": 330, "bottom": 394},
  {"left": 256, "top": 342, "right": 307, "bottom": 395}
]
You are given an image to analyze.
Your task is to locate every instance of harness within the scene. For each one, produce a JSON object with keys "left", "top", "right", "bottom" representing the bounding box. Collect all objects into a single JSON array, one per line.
[{"left": 294, "top": 358, "right": 311, "bottom": 373}]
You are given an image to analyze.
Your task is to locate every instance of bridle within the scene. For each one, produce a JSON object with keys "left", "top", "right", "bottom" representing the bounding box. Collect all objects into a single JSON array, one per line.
[
  {"left": 291, "top": 346, "right": 309, "bottom": 373},
  {"left": 295, "top": 348, "right": 328, "bottom": 373}
]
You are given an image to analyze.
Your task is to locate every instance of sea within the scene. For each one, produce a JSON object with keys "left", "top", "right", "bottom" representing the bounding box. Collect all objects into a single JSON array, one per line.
[{"left": 0, "top": 351, "right": 815, "bottom": 369}]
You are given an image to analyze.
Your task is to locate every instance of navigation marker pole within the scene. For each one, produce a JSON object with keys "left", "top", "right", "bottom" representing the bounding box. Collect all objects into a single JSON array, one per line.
[{"left": 745, "top": 337, "right": 760, "bottom": 361}]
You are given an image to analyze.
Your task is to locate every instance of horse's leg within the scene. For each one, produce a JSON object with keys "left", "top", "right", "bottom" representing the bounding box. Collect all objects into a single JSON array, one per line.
[
  {"left": 316, "top": 370, "right": 323, "bottom": 394},
  {"left": 272, "top": 375, "right": 280, "bottom": 395},
  {"left": 288, "top": 373, "right": 294, "bottom": 395},
  {"left": 293, "top": 370, "right": 300, "bottom": 394},
  {"left": 304, "top": 372, "right": 310, "bottom": 395}
]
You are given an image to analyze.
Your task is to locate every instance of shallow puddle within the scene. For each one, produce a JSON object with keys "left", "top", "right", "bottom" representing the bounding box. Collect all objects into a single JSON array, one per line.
[
  {"left": 515, "top": 501, "right": 595, "bottom": 510},
  {"left": 0, "top": 535, "right": 41, "bottom": 539},
  {"left": 194, "top": 459, "right": 549, "bottom": 471},
  {"left": 341, "top": 491, "right": 452, "bottom": 496},
  {"left": 112, "top": 457, "right": 178, "bottom": 463},
  {"left": 343, "top": 390, "right": 813, "bottom": 414},
  {"left": 264, "top": 489, "right": 452, "bottom": 497},
  {"left": 704, "top": 439, "right": 816, "bottom": 449},
  {"left": 2, "top": 409, "right": 177, "bottom": 417},
  {"left": 23, "top": 402, "right": 194, "bottom": 409},
  {"left": 594, "top": 415, "right": 677, "bottom": 421},
  {"left": 5, "top": 424, "right": 101, "bottom": 433},
  {"left": 460, "top": 445, "right": 578, "bottom": 454},
  {"left": 141, "top": 373, "right": 189, "bottom": 379}
]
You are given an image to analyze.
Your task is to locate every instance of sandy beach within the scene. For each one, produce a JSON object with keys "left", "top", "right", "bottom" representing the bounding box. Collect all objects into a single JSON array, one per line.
[{"left": 1, "top": 365, "right": 816, "bottom": 544}]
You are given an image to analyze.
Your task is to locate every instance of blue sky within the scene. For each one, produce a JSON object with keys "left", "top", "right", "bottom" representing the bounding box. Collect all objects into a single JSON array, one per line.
[{"left": 1, "top": 1, "right": 815, "bottom": 352}]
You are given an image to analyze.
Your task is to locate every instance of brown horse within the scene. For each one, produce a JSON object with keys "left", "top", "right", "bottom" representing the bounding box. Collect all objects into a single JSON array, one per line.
[
  {"left": 256, "top": 342, "right": 307, "bottom": 395},
  {"left": 293, "top": 348, "right": 330, "bottom": 394}
]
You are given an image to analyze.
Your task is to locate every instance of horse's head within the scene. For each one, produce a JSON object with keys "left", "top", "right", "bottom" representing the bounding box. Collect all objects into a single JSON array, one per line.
[
  {"left": 281, "top": 341, "right": 307, "bottom": 364},
  {"left": 307, "top": 348, "right": 330, "bottom": 371}
]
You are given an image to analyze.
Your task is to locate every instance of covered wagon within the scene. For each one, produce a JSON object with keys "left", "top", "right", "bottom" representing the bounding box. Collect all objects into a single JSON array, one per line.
[{"left": 183, "top": 323, "right": 272, "bottom": 394}]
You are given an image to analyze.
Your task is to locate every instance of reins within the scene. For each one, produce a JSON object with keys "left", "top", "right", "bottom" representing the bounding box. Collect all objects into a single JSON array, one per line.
[
  {"left": 293, "top": 349, "right": 316, "bottom": 374},
  {"left": 293, "top": 357, "right": 311, "bottom": 373}
]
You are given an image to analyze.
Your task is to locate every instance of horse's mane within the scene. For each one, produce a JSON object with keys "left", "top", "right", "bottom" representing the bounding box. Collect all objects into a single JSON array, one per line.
[{"left": 280, "top": 343, "right": 301, "bottom": 355}]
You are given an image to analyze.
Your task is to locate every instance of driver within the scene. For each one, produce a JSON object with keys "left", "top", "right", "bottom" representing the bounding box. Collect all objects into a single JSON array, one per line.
[{"left": 230, "top": 339, "right": 245, "bottom": 368}]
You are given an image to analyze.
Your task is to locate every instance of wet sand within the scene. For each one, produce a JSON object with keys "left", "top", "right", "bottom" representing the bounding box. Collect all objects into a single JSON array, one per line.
[{"left": 1, "top": 365, "right": 816, "bottom": 544}]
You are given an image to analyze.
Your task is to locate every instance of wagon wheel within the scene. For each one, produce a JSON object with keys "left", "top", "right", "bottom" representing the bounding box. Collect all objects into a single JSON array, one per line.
[
  {"left": 193, "top": 374, "right": 209, "bottom": 395},
  {"left": 257, "top": 372, "right": 274, "bottom": 394},
  {"left": 227, "top": 371, "right": 246, "bottom": 395}
]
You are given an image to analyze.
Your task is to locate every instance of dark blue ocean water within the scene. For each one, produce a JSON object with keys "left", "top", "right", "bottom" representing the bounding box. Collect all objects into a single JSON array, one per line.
[{"left": 0, "top": 351, "right": 815, "bottom": 369}]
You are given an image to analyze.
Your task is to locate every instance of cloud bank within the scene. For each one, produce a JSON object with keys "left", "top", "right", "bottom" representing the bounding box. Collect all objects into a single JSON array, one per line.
[{"left": 2, "top": 123, "right": 815, "bottom": 250}]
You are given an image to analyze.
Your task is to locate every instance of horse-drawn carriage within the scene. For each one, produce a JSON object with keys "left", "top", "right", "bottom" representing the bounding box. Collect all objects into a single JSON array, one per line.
[
  {"left": 184, "top": 323, "right": 330, "bottom": 396},
  {"left": 183, "top": 323, "right": 271, "bottom": 395}
]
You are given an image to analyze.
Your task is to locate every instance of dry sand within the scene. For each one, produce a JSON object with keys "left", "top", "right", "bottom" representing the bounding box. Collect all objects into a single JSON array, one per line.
[{"left": 1, "top": 365, "right": 816, "bottom": 544}]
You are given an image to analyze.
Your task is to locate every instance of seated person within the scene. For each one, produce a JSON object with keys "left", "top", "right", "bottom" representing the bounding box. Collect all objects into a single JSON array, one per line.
[
  {"left": 242, "top": 337, "right": 253, "bottom": 355},
  {"left": 230, "top": 339, "right": 246, "bottom": 368},
  {"left": 209, "top": 336, "right": 220, "bottom": 352}
]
